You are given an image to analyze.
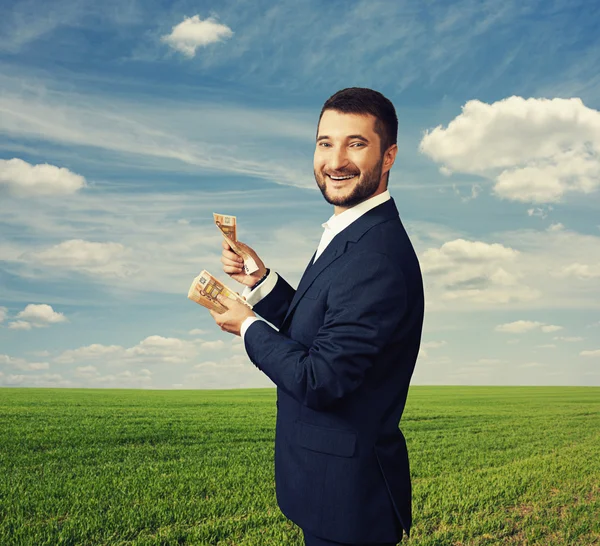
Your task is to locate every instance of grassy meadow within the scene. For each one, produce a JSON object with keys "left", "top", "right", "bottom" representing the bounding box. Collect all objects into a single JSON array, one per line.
[{"left": 0, "top": 386, "right": 598, "bottom": 545}]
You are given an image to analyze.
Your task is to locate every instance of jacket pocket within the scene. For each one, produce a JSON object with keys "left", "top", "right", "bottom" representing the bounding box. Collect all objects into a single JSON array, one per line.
[{"left": 295, "top": 420, "right": 357, "bottom": 457}]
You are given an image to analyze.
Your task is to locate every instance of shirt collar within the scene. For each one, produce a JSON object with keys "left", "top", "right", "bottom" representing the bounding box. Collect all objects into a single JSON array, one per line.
[{"left": 322, "top": 190, "right": 391, "bottom": 235}]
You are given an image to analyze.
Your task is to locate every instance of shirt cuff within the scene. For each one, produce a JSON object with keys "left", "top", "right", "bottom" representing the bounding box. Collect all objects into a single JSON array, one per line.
[
  {"left": 241, "top": 316, "right": 261, "bottom": 341},
  {"left": 242, "top": 270, "right": 279, "bottom": 306}
]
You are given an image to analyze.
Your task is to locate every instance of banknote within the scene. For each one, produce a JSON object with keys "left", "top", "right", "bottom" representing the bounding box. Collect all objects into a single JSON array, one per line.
[
  {"left": 188, "top": 270, "right": 253, "bottom": 314},
  {"left": 213, "top": 213, "right": 259, "bottom": 274}
]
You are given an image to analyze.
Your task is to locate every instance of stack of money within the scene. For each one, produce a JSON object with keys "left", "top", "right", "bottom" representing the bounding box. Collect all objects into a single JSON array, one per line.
[
  {"left": 213, "top": 213, "right": 259, "bottom": 274},
  {"left": 188, "top": 270, "right": 252, "bottom": 314}
]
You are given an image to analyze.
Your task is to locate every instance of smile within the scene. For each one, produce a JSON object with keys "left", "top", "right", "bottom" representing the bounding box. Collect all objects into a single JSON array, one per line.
[{"left": 328, "top": 174, "right": 357, "bottom": 181}]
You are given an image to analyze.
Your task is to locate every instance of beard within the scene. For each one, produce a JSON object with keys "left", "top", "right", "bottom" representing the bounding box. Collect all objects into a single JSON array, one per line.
[{"left": 314, "top": 156, "right": 384, "bottom": 209}]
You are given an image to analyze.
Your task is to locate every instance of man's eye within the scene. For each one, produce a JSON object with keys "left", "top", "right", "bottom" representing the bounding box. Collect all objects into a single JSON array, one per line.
[
  {"left": 351, "top": 142, "right": 364, "bottom": 147},
  {"left": 318, "top": 142, "right": 330, "bottom": 147}
]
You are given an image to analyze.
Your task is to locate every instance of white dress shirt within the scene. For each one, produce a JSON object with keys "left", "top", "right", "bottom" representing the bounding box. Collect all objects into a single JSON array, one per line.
[{"left": 240, "top": 190, "right": 391, "bottom": 339}]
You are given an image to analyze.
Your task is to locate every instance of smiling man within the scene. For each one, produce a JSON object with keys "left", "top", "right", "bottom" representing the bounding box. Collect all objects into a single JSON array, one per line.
[{"left": 209, "top": 88, "right": 424, "bottom": 546}]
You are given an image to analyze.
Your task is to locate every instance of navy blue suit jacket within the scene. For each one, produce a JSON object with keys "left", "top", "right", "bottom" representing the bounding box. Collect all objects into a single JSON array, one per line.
[{"left": 244, "top": 198, "right": 424, "bottom": 543}]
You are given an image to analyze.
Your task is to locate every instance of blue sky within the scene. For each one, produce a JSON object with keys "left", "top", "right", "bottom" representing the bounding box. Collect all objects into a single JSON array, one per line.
[{"left": 1, "top": 0, "right": 599, "bottom": 389}]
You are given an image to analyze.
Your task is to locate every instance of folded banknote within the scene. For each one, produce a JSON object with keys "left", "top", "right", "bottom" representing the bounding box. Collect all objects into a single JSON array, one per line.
[{"left": 213, "top": 213, "right": 259, "bottom": 275}]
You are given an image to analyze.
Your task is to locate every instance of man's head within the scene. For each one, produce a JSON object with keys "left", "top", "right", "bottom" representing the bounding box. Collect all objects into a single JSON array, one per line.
[{"left": 314, "top": 87, "right": 398, "bottom": 213}]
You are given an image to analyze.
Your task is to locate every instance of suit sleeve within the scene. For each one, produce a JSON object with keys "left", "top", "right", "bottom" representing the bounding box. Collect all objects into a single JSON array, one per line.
[
  {"left": 244, "top": 252, "right": 407, "bottom": 410},
  {"left": 250, "top": 273, "right": 296, "bottom": 330}
]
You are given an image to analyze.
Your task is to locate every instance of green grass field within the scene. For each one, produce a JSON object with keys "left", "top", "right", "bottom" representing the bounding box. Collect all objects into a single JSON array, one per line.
[{"left": 0, "top": 386, "right": 598, "bottom": 545}]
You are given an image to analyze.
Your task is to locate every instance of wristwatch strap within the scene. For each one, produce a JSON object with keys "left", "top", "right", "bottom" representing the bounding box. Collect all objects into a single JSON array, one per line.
[{"left": 250, "top": 268, "right": 270, "bottom": 290}]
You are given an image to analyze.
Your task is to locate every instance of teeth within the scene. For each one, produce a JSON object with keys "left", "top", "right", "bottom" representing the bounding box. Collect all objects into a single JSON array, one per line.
[{"left": 329, "top": 174, "right": 356, "bottom": 180}]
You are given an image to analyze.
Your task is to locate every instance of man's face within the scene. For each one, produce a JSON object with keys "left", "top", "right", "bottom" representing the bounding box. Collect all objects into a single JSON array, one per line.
[{"left": 314, "top": 110, "right": 389, "bottom": 211}]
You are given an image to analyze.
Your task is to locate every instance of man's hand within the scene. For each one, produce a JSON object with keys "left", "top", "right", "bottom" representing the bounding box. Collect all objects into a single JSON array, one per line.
[
  {"left": 221, "top": 239, "right": 267, "bottom": 288},
  {"left": 209, "top": 294, "right": 256, "bottom": 336}
]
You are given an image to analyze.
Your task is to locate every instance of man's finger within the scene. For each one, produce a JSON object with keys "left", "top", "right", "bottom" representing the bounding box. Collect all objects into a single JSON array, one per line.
[
  {"left": 222, "top": 250, "right": 242, "bottom": 262},
  {"left": 221, "top": 255, "right": 243, "bottom": 267}
]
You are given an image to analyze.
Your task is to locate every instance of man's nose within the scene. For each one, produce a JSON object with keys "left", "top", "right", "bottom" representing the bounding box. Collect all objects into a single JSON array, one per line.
[{"left": 328, "top": 147, "right": 349, "bottom": 171}]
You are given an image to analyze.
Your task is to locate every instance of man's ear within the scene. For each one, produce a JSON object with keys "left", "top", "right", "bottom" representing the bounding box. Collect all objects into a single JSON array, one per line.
[{"left": 385, "top": 144, "right": 398, "bottom": 168}]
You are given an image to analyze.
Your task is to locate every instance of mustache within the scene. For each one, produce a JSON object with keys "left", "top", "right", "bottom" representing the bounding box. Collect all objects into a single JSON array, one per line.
[{"left": 323, "top": 171, "right": 360, "bottom": 177}]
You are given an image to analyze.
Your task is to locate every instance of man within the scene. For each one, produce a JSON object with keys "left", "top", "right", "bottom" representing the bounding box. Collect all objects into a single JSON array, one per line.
[{"left": 209, "top": 88, "right": 424, "bottom": 546}]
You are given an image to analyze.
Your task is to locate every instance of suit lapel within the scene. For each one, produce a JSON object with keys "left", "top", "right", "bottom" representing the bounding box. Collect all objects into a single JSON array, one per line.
[{"left": 282, "top": 198, "right": 400, "bottom": 326}]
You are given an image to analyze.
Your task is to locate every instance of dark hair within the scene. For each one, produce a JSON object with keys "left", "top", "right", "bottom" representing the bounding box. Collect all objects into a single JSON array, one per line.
[{"left": 318, "top": 87, "right": 398, "bottom": 155}]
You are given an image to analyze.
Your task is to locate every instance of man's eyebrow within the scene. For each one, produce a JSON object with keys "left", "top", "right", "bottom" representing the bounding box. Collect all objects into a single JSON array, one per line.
[{"left": 316, "top": 134, "right": 370, "bottom": 143}]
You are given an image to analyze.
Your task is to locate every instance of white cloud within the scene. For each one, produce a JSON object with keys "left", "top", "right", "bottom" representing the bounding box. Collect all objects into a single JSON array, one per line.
[
  {"left": 527, "top": 206, "right": 553, "bottom": 219},
  {"left": 54, "top": 344, "right": 124, "bottom": 364},
  {"left": 476, "top": 358, "right": 503, "bottom": 365},
  {"left": 540, "top": 324, "right": 563, "bottom": 333},
  {"left": 0, "top": 307, "right": 7, "bottom": 323},
  {"left": 580, "top": 349, "right": 600, "bottom": 357},
  {"left": 125, "top": 335, "right": 197, "bottom": 364},
  {"left": 193, "top": 361, "right": 218, "bottom": 369},
  {"left": 0, "top": 354, "right": 50, "bottom": 371},
  {"left": 29, "top": 239, "right": 134, "bottom": 277},
  {"left": 17, "top": 304, "right": 68, "bottom": 325},
  {"left": 553, "top": 336, "right": 583, "bottom": 342},
  {"left": 55, "top": 336, "right": 200, "bottom": 366},
  {"left": 422, "top": 341, "right": 447, "bottom": 349},
  {"left": 84, "top": 369, "right": 153, "bottom": 388},
  {"left": 75, "top": 365, "right": 99, "bottom": 377},
  {"left": 189, "top": 328, "right": 209, "bottom": 336},
  {"left": 8, "top": 321, "right": 32, "bottom": 330},
  {"left": 199, "top": 340, "right": 225, "bottom": 350},
  {"left": 520, "top": 362, "right": 544, "bottom": 368},
  {"left": 495, "top": 320, "right": 562, "bottom": 334},
  {"left": 420, "top": 96, "right": 600, "bottom": 203},
  {"left": 0, "top": 373, "right": 71, "bottom": 387},
  {"left": 46, "top": 333, "right": 266, "bottom": 389},
  {"left": 536, "top": 344, "right": 556, "bottom": 349},
  {"left": 421, "top": 238, "right": 537, "bottom": 304},
  {"left": 557, "top": 263, "right": 600, "bottom": 280},
  {"left": 161, "top": 15, "right": 233, "bottom": 57},
  {"left": 0, "top": 158, "right": 85, "bottom": 197},
  {"left": 418, "top": 225, "right": 600, "bottom": 312}
]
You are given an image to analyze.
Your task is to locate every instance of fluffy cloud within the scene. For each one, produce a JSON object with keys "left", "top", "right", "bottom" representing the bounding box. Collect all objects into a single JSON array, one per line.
[
  {"left": 0, "top": 158, "right": 85, "bottom": 197},
  {"left": 182, "top": 353, "right": 272, "bottom": 389},
  {"left": 580, "top": 349, "right": 600, "bottom": 357},
  {"left": 29, "top": 239, "right": 134, "bottom": 277},
  {"left": 0, "top": 354, "right": 50, "bottom": 371},
  {"left": 8, "top": 320, "right": 33, "bottom": 330},
  {"left": 557, "top": 263, "right": 600, "bottom": 279},
  {"left": 419, "top": 224, "right": 600, "bottom": 311},
  {"left": 161, "top": 15, "right": 233, "bottom": 57},
  {"left": 420, "top": 96, "right": 600, "bottom": 203},
  {"left": 420, "top": 238, "right": 537, "bottom": 304},
  {"left": 419, "top": 340, "right": 447, "bottom": 360},
  {"left": 0, "top": 307, "right": 7, "bottom": 323},
  {"left": 422, "top": 341, "right": 447, "bottom": 349},
  {"left": 8, "top": 304, "right": 68, "bottom": 330},
  {"left": 126, "top": 335, "right": 197, "bottom": 364},
  {"left": 55, "top": 335, "right": 201, "bottom": 366},
  {"left": 200, "top": 340, "right": 225, "bottom": 350},
  {"left": 17, "top": 304, "right": 67, "bottom": 324},
  {"left": 54, "top": 344, "right": 124, "bottom": 364},
  {"left": 495, "top": 320, "right": 563, "bottom": 334},
  {"left": 0, "top": 373, "right": 70, "bottom": 387},
  {"left": 86, "top": 369, "right": 153, "bottom": 388}
]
